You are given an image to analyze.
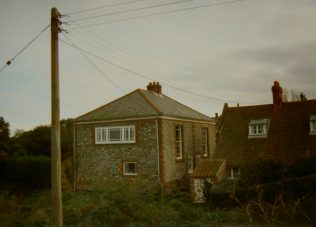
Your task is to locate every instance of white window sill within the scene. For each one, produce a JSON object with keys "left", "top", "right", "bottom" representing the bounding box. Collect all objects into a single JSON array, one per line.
[
  {"left": 96, "top": 141, "right": 136, "bottom": 145},
  {"left": 227, "top": 177, "right": 238, "bottom": 180},
  {"left": 123, "top": 173, "right": 137, "bottom": 176},
  {"left": 248, "top": 134, "right": 267, "bottom": 139}
]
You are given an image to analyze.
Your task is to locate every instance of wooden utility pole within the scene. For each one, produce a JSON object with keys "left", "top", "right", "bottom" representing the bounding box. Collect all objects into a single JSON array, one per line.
[{"left": 51, "top": 7, "right": 63, "bottom": 226}]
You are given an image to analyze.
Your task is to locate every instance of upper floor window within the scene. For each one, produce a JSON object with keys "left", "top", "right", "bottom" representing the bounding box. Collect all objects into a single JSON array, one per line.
[
  {"left": 202, "top": 128, "right": 209, "bottom": 157},
  {"left": 95, "top": 125, "right": 135, "bottom": 144},
  {"left": 310, "top": 115, "right": 316, "bottom": 135},
  {"left": 175, "top": 125, "right": 183, "bottom": 160},
  {"left": 248, "top": 119, "right": 270, "bottom": 138}
]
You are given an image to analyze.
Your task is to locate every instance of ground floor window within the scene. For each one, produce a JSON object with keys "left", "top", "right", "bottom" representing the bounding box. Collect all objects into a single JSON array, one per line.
[
  {"left": 123, "top": 162, "right": 137, "bottom": 175},
  {"left": 228, "top": 167, "right": 240, "bottom": 180}
]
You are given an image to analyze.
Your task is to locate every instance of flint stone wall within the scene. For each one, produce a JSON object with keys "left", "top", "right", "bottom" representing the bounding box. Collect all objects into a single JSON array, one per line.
[{"left": 75, "top": 119, "right": 159, "bottom": 190}]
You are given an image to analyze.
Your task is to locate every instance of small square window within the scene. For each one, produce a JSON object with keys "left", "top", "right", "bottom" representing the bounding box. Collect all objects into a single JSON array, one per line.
[{"left": 123, "top": 162, "right": 137, "bottom": 175}]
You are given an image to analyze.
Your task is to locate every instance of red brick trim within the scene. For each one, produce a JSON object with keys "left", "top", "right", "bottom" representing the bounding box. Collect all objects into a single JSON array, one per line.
[{"left": 158, "top": 118, "right": 165, "bottom": 184}]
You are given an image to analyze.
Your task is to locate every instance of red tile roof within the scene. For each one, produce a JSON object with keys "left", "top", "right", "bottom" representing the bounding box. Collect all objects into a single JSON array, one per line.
[
  {"left": 191, "top": 159, "right": 226, "bottom": 181},
  {"left": 214, "top": 100, "right": 316, "bottom": 166}
]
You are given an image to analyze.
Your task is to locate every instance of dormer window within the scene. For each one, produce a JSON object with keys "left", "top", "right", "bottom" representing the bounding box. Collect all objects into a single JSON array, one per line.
[
  {"left": 310, "top": 115, "right": 316, "bottom": 135},
  {"left": 248, "top": 119, "right": 270, "bottom": 138}
]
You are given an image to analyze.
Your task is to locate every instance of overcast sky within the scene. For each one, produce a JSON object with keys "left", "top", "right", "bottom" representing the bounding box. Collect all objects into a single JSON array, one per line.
[{"left": 1, "top": 0, "right": 316, "bottom": 133}]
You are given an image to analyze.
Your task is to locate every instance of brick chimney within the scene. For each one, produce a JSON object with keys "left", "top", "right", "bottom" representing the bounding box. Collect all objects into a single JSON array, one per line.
[
  {"left": 147, "top": 82, "right": 162, "bottom": 94},
  {"left": 271, "top": 81, "right": 283, "bottom": 105}
]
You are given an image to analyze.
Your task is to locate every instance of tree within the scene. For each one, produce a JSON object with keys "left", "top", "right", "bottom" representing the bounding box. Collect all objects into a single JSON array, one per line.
[
  {"left": 233, "top": 158, "right": 316, "bottom": 226},
  {"left": 17, "top": 125, "right": 51, "bottom": 156},
  {"left": 0, "top": 116, "right": 11, "bottom": 152},
  {"left": 13, "top": 119, "right": 73, "bottom": 159},
  {"left": 282, "top": 89, "right": 307, "bottom": 102}
]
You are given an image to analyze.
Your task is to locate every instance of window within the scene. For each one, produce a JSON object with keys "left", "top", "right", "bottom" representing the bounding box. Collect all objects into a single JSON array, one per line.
[
  {"left": 228, "top": 167, "right": 240, "bottom": 180},
  {"left": 310, "top": 115, "right": 316, "bottom": 135},
  {"left": 188, "top": 156, "right": 193, "bottom": 173},
  {"left": 95, "top": 126, "right": 135, "bottom": 144},
  {"left": 248, "top": 119, "right": 270, "bottom": 138},
  {"left": 202, "top": 128, "right": 209, "bottom": 157},
  {"left": 175, "top": 125, "right": 183, "bottom": 160},
  {"left": 195, "top": 154, "right": 201, "bottom": 163},
  {"left": 123, "top": 162, "right": 137, "bottom": 175}
]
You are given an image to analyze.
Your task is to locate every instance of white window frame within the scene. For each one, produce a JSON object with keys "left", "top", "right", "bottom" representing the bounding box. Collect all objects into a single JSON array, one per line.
[
  {"left": 248, "top": 119, "right": 270, "bottom": 138},
  {"left": 175, "top": 125, "right": 183, "bottom": 160},
  {"left": 310, "top": 115, "right": 316, "bottom": 135},
  {"left": 228, "top": 167, "right": 240, "bottom": 180},
  {"left": 123, "top": 162, "right": 137, "bottom": 176},
  {"left": 95, "top": 125, "right": 135, "bottom": 144},
  {"left": 202, "top": 128, "right": 209, "bottom": 157}
]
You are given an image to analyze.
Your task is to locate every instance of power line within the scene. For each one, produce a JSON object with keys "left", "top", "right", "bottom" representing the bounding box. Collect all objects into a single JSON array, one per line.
[
  {"left": 60, "top": 37, "right": 251, "bottom": 104},
  {"left": 68, "top": 0, "right": 246, "bottom": 29},
  {"left": 63, "top": 20, "right": 185, "bottom": 86},
  {"left": 65, "top": 0, "right": 148, "bottom": 15},
  {"left": 69, "top": 0, "right": 196, "bottom": 22},
  {"left": 61, "top": 33, "right": 125, "bottom": 93},
  {"left": 0, "top": 24, "right": 50, "bottom": 73}
]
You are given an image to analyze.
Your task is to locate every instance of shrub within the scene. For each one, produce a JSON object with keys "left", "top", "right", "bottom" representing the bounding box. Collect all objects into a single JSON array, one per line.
[{"left": 0, "top": 155, "right": 51, "bottom": 192}]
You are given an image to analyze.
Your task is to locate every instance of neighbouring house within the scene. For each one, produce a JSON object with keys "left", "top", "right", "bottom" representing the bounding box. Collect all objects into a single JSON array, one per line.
[
  {"left": 73, "top": 82, "right": 216, "bottom": 191},
  {"left": 191, "top": 81, "right": 316, "bottom": 202}
]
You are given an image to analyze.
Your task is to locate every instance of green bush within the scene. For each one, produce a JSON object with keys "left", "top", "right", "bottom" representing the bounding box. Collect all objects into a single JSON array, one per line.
[
  {"left": 0, "top": 155, "right": 51, "bottom": 191},
  {"left": 235, "top": 157, "right": 316, "bottom": 226}
]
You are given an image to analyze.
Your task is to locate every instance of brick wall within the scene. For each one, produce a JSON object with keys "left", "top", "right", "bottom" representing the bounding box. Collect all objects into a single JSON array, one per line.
[{"left": 160, "top": 119, "right": 216, "bottom": 186}]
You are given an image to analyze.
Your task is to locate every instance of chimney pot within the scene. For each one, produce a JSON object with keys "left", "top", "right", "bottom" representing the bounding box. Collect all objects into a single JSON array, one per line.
[
  {"left": 146, "top": 81, "right": 162, "bottom": 94},
  {"left": 271, "top": 81, "right": 283, "bottom": 106}
]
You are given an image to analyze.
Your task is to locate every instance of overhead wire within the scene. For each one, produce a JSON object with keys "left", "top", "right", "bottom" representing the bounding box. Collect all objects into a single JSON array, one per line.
[
  {"left": 63, "top": 20, "right": 184, "bottom": 86},
  {"left": 61, "top": 33, "right": 125, "bottom": 93},
  {"left": 67, "top": 0, "right": 247, "bottom": 29},
  {"left": 60, "top": 37, "right": 251, "bottom": 104},
  {"left": 0, "top": 24, "right": 50, "bottom": 73},
  {"left": 68, "top": 0, "right": 196, "bottom": 22},
  {"left": 65, "top": 0, "right": 148, "bottom": 15}
]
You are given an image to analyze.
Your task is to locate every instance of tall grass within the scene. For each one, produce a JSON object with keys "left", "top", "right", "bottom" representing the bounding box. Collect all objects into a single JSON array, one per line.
[{"left": 0, "top": 180, "right": 249, "bottom": 226}]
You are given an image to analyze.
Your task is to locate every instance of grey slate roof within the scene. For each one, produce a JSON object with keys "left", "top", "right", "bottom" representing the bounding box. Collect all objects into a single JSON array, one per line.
[{"left": 75, "top": 89, "right": 213, "bottom": 122}]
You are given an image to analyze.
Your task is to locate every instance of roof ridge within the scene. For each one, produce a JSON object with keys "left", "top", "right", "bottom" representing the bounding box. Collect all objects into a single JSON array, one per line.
[
  {"left": 137, "top": 89, "right": 162, "bottom": 115},
  {"left": 140, "top": 89, "right": 212, "bottom": 121},
  {"left": 159, "top": 92, "right": 212, "bottom": 120},
  {"left": 74, "top": 89, "right": 140, "bottom": 121}
]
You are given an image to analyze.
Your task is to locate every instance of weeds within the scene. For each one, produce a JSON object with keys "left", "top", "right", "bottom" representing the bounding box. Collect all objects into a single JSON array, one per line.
[{"left": 0, "top": 181, "right": 249, "bottom": 226}]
